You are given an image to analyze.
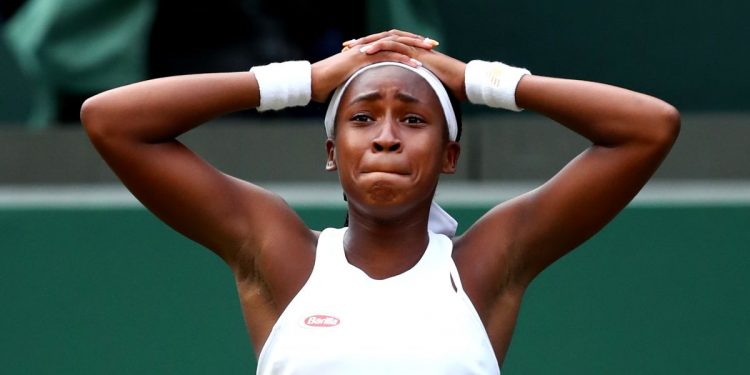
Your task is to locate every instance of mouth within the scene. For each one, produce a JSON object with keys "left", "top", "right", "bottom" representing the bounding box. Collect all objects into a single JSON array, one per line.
[
  {"left": 361, "top": 169, "right": 409, "bottom": 175},
  {"left": 360, "top": 170, "right": 411, "bottom": 178},
  {"left": 360, "top": 163, "right": 411, "bottom": 176}
]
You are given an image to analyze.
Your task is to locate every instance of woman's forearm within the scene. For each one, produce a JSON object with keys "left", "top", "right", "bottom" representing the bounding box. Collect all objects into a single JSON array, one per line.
[
  {"left": 81, "top": 72, "right": 260, "bottom": 143},
  {"left": 515, "top": 75, "right": 680, "bottom": 149}
]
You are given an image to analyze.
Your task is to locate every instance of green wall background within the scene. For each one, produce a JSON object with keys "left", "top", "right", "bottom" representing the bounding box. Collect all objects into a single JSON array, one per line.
[
  {"left": 1, "top": 204, "right": 748, "bottom": 374},
  {"left": 3, "top": 0, "right": 750, "bottom": 124},
  {"left": 436, "top": 0, "right": 750, "bottom": 112}
]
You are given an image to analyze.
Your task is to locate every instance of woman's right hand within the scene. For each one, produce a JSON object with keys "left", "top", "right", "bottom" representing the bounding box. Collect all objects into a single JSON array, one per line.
[
  {"left": 340, "top": 29, "right": 469, "bottom": 101},
  {"left": 311, "top": 30, "right": 445, "bottom": 102}
]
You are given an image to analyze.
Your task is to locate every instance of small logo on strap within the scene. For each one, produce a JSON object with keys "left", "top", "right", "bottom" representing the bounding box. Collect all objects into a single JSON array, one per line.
[{"left": 303, "top": 315, "right": 340, "bottom": 327}]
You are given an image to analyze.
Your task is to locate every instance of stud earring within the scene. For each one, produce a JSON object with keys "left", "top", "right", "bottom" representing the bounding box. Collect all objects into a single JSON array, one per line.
[{"left": 326, "top": 160, "right": 335, "bottom": 169}]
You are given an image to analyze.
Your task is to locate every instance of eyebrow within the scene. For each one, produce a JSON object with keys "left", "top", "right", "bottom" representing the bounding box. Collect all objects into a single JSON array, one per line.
[{"left": 348, "top": 90, "right": 422, "bottom": 105}]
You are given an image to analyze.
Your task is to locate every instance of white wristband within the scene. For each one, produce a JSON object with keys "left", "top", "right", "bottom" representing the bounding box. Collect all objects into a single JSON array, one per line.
[
  {"left": 464, "top": 60, "right": 530, "bottom": 111},
  {"left": 250, "top": 61, "right": 312, "bottom": 111}
]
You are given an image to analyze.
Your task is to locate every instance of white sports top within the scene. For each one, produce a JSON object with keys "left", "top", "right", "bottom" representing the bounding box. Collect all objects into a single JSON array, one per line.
[{"left": 256, "top": 227, "right": 501, "bottom": 374}]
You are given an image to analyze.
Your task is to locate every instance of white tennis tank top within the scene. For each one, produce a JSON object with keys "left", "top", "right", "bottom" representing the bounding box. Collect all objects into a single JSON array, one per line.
[{"left": 256, "top": 227, "right": 501, "bottom": 374}]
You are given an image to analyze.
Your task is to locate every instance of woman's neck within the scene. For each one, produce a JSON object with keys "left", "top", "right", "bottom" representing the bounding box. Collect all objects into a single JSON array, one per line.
[{"left": 343, "top": 208, "right": 430, "bottom": 280}]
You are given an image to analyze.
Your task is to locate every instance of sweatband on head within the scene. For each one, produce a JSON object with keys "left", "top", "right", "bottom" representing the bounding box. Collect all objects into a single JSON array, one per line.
[
  {"left": 250, "top": 61, "right": 312, "bottom": 111},
  {"left": 324, "top": 62, "right": 459, "bottom": 141},
  {"left": 464, "top": 60, "right": 530, "bottom": 111}
]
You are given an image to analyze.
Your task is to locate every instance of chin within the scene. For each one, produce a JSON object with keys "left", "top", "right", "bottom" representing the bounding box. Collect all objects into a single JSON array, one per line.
[{"left": 367, "top": 183, "right": 399, "bottom": 203}]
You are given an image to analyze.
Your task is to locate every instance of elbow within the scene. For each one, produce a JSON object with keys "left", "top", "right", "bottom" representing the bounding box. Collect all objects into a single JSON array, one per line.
[
  {"left": 80, "top": 96, "right": 99, "bottom": 136},
  {"left": 645, "top": 100, "right": 681, "bottom": 150},
  {"left": 659, "top": 102, "right": 681, "bottom": 146},
  {"left": 79, "top": 96, "right": 95, "bottom": 122},
  {"left": 80, "top": 94, "right": 115, "bottom": 144}
]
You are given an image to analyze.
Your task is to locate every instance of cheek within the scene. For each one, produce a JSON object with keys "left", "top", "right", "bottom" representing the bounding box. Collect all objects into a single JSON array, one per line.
[
  {"left": 335, "top": 128, "right": 372, "bottom": 154},
  {"left": 332, "top": 138, "right": 364, "bottom": 172},
  {"left": 412, "top": 134, "right": 446, "bottom": 164}
]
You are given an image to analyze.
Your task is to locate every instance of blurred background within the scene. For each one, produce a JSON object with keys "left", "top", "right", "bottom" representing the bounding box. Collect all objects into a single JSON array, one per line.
[{"left": 1, "top": 0, "right": 748, "bottom": 374}]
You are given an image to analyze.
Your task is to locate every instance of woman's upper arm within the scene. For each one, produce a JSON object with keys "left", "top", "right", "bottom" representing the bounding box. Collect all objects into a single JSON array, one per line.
[
  {"left": 457, "top": 75, "right": 680, "bottom": 294},
  {"left": 81, "top": 72, "right": 311, "bottom": 268},
  {"left": 91, "top": 136, "right": 305, "bottom": 267}
]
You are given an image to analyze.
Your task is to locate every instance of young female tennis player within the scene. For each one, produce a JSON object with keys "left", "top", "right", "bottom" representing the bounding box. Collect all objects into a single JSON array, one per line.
[{"left": 82, "top": 29, "right": 679, "bottom": 373}]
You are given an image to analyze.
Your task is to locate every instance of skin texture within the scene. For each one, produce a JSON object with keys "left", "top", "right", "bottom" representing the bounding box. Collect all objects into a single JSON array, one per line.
[{"left": 81, "top": 29, "right": 680, "bottom": 366}]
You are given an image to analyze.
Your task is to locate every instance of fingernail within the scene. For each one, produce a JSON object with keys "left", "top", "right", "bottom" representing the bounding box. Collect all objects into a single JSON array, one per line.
[
  {"left": 410, "top": 58, "right": 423, "bottom": 67},
  {"left": 341, "top": 46, "right": 350, "bottom": 52},
  {"left": 359, "top": 45, "right": 373, "bottom": 53},
  {"left": 424, "top": 37, "right": 439, "bottom": 46},
  {"left": 342, "top": 39, "right": 356, "bottom": 47}
]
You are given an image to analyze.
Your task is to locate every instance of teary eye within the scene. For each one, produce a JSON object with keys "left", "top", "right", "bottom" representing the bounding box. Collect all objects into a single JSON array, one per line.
[
  {"left": 351, "top": 113, "right": 373, "bottom": 122},
  {"left": 403, "top": 115, "right": 425, "bottom": 124}
]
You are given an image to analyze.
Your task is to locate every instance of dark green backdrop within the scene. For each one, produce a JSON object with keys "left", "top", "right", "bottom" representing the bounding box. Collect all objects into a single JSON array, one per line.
[
  {"left": 3, "top": 0, "right": 750, "bottom": 124},
  {"left": 436, "top": 0, "right": 750, "bottom": 112},
  {"left": 1, "top": 203, "right": 748, "bottom": 374}
]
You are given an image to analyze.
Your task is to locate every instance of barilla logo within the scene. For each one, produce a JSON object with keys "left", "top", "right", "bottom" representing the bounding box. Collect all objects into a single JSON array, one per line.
[{"left": 303, "top": 315, "right": 340, "bottom": 327}]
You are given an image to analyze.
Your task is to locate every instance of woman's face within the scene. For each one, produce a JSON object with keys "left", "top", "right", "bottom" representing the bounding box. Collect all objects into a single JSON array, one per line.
[{"left": 326, "top": 66, "right": 460, "bottom": 219}]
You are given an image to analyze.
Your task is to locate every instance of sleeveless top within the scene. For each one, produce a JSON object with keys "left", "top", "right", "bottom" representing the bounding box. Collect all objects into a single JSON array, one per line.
[{"left": 256, "top": 227, "right": 501, "bottom": 374}]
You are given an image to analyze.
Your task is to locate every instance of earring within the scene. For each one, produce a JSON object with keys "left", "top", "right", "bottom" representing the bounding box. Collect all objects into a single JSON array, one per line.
[{"left": 326, "top": 160, "right": 335, "bottom": 169}]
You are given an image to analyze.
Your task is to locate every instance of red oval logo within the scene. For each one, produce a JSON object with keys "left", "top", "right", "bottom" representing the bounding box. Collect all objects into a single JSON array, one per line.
[{"left": 303, "top": 315, "right": 340, "bottom": 327}]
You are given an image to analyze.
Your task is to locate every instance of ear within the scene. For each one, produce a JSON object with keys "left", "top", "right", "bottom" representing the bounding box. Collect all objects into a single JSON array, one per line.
[
  {"left": 441, "top": 141, "right": 460, "bottom": 174},
  {"left": 325, "top": 139, "right": 337, "bottom": 171}
]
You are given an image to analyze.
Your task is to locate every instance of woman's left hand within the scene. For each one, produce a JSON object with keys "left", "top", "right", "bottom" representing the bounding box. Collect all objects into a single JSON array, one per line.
[
  {"left": 311, "top": 30, "right": 432, "bottom": 102},
  {"left": 345, "top": 29, "right": 469, "bottom": 101}
]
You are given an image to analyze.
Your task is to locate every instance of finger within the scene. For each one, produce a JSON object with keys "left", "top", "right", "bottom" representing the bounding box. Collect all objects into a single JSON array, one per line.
[
  {"left": 359, "top": 40, "right": 398, "bottom": 55},
  {"left": 386, "top": 29, "right": 423, "bottom": 39},
  {"left": 368, "top": 51, "right": 423, "bottom": 68},
  {"left": 344, "top": 31, "right": 392, "bottom": 48},
  {"left": 392, "top": 35, "right": 438, "bottom": 49},
  {"left": 422, "top": 37, "right": 440, "bottom": 48},
  {"left": 359, "top": 39, "right": 423, "bottom": 56},
  {"left": 386, "top": 30, "right": 439, "bottom": 47},
  {"left": 345, "top": 30, "right": 434, "bottom": 49},
  {"left": 359, "top": 42, "right": 425, "bottom": 68},
  {"left": 369, "top": 35, "right": 437, "bottom": 50}
]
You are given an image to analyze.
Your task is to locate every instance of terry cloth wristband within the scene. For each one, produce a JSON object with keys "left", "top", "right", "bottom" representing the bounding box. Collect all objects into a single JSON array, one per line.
[
  {"left": 250, "top": 61, "right": 312, "bottom": 111},
  {"left": 464, "top": 60, "right": 530, "bottom": 111}
]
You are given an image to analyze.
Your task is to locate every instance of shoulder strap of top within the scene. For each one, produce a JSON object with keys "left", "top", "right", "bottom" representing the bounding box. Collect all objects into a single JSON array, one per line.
[
  {"left": 311, "top": 227, "right": 347, "bottom": 276},
  {"left": 434, "top": 232, "right": 467, "bottom": 295}
]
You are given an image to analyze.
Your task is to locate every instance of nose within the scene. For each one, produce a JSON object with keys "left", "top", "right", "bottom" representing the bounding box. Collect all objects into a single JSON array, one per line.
[{"left": 371, "top": 120, "right": 402, "bottom": 153}]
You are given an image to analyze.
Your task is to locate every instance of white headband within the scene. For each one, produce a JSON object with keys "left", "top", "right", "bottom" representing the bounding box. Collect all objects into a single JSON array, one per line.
[{"left": 323, "top": 62, "right": 459, "bottom": 141}]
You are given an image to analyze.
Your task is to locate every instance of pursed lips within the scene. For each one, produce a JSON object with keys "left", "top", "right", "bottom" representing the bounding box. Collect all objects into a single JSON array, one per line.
[
  {"left": 360, "top": 164, "right": 411, "bottom": 176},
  {"left": 359, "top": 154, "right": 412, "bottom": 175},
  {"left": 361, "top": 171, "right": 410, "bottom": 178}
]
